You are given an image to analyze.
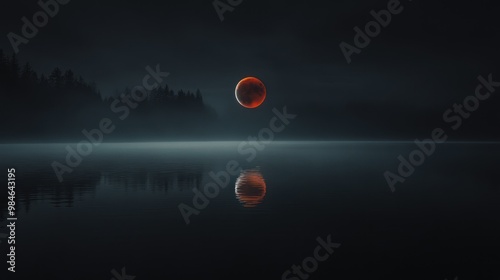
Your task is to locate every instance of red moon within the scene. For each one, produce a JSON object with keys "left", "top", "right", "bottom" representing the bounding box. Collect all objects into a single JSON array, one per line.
[{"left": 235, "top": 77, "right": 267, "bottom": 108}]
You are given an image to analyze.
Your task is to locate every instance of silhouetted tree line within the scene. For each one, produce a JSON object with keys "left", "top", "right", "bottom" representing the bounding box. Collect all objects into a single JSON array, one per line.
[{"left": 0, "top": 50, "right": 216, "bottom": 141}]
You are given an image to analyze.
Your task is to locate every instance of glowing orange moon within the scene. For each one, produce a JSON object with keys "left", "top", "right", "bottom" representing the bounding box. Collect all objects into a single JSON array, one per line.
[
  {"left": 235, "top": 77, "right": 267, "bottom": 108},
  {"left": 235, "top": 169, "right": 267, "bottom": 208}
]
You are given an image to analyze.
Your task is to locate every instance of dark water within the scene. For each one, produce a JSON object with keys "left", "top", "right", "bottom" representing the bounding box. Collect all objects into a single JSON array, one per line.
[{"left": 1, "top": 142, "right": 499, "bottom": 280}]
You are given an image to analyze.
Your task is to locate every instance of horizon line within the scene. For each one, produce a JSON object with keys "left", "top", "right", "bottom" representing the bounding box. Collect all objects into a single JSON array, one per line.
[{"left": 2, "top": 140, "right": 500, "bottom": 145}]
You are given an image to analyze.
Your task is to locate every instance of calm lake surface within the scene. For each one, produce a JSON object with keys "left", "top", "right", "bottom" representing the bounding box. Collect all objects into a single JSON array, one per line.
[{"left": 1, "top": 142, "right": 499, "bottom": 280}]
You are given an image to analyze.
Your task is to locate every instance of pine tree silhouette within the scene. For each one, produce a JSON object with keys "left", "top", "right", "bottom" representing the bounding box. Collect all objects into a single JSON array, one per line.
[{"left": 0, "top": 49, "right": 213, "bottom": 141}]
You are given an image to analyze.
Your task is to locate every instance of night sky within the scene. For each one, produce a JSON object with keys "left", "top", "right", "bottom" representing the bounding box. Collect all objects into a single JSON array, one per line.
[{"left": 1, "top": 0, "right": 500, "bottom": 139}]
